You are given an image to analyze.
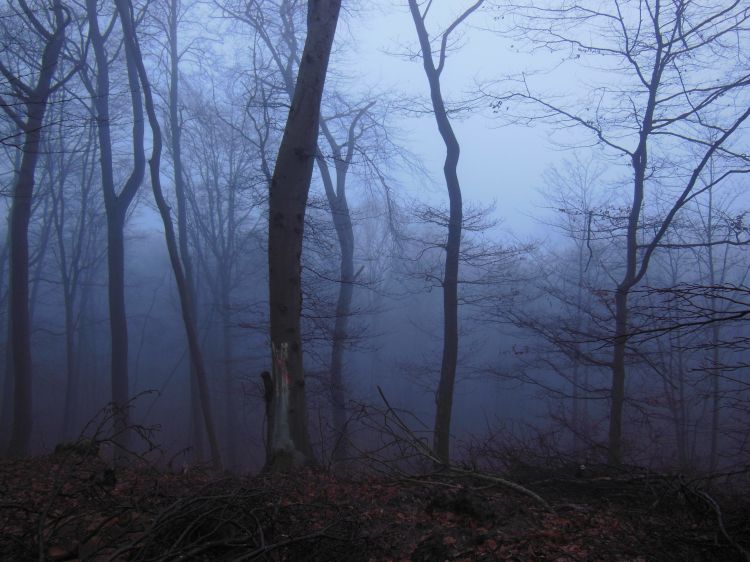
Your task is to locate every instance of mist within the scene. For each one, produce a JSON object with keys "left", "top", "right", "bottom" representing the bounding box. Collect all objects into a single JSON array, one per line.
[{"left": 1, "top": 0, "right": 748, "bottom": 479}]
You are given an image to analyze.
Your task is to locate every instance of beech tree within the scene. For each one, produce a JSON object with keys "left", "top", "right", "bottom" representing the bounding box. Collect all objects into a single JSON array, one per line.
[
  {"left": 625, "top": 188, "right": 750, "bottom": 469},
  {"left": 1, "top": 0, "right": 70, "bottom": 456},
  {"left": 224, "top": 0, "right": 403, "bottom": 465},
  {"left": 181, "top": 79, "right": 265, "bottom": 468},
  {"left": 407, "top": 0, "right": 485, "bottom": 464},
  {"left": 46, "top": 111, "right": 106, "bottom": 442},
  {"left": 315, "top": 101, "right": 374, "bottom": 463},
  {"left": 491, "top": 0, "right": 750, "bottom": 465},
  {"left": 157, "top": 0, "right": 207, "bottom": 464},
  {"left": 264, "top": 0, "right": 342, "bottom": 470},
  {"left": 82, "top": 0, "right": 150, "bottom": 457},
  {"left": 111, "top": 0, "right": 224, "bottom": 469}
]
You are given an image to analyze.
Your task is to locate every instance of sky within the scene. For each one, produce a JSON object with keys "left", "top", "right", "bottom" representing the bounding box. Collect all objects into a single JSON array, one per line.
[{"left": 342, "top": 0, "right": 566, "bottom": 238}]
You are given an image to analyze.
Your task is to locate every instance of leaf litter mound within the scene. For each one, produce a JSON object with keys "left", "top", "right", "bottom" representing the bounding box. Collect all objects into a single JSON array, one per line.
[{"left": 1, "top": 452, "right": 749, "bottom": 561}]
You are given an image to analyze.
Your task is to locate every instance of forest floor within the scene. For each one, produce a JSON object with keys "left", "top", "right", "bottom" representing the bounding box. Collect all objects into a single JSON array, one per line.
[{"left": 1, "top": 451, "right": 749, "bottom": 561}]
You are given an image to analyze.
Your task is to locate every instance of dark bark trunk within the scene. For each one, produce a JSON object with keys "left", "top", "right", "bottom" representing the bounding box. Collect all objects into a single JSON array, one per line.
[
  {"left": 7, "top": 133, "right": 37, "bottom": 456},
  {"left": 28, "top": 196, "right": 53, "bottom": 326},
  {"left": 607, "top": 137, "right": 647, "bottom": 467},
  {"left": 408, "top": 0, "right": 482, "bottom": 465},
  {"left": 6, "top": 2, "right": 66, "bottom": 456},
  {"left": 316, "top": 109, "right": 369, "bottom": 466},
  {"left": 324, "top": 182, "right": 354, "bottom": 464},
  {"left": 188, "top": 366, "right": 205, "bottom": 462},
  {"left": 166, "top": 0, "right": 204, "bottom": 463},
  {"left": 605, "top": 26, "right": 666, "bottom": 466},
  {"left": 114, "top": 0, "right": 223, "bottom": 470},
  {"left": 265, "top": 0, "right": 342, "bottom": 471},
  {"left": 608, "top": 288, "right": 628, "bottom": 465},
  {"left": 221, "top": 287, "right": 239, "bottom": 469},
  {"left": 0, "top": 226, "right": 9, "bottom": 451},
  {"left": 61, "top": 292, "right": 78, "bottom": 441},
  {"left": 1, "top": 312, "right": 12, "bottom": 453},
  {"left": 106, "top": 209, "right": 131, "bottom": 450},
  {"left": 709, "top": 324, "right": 720, "bottom": 472},
  {"left": 86, "top": 0, "right": 145, "bottom": 461},
  {"left": 707, "top": 189, "right": 721, "bottom": 473},
  {"left": 328, "top": 215, "right": 353, "bottom": 464}
]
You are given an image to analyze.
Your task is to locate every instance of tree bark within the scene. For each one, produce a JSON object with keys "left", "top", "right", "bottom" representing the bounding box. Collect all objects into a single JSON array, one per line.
[
  {"left": 52, "top": 118, "right": 95, "bottom": 442},
  {"left": 106, "top": 208, "right": 131, "bottom": 450},
  {"left": 606, "top": 32, "right": 662, "bottom": 465},
  {"left": 325, "top": 182, "right": 353, "bottom": 465},
  {"left": 265, "top": 0, "right": 342, "bottom": 471},
  {"left": 165, "top": 0, "right": 205, "bottom": 464},
  {"left": 408, "top": 0, "right": 484, "bottom": 464},
  {"left": 5, "top": 1, "right": 67, "bottom": 456},
  {"left": 220, "top": 280, "right": 239, "bottom": 469},
  {"left": 86, "top": 0, "right": 145, "bottom": 460},
  {"left": 114, "top": 0, "right": 223, "bottom": 470},
  {"left": 316, "top": 107, "right": 370, "bottom": 465}
]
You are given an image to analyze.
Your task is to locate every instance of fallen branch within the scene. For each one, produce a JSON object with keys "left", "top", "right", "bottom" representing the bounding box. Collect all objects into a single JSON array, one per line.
[
  {"left": 374, "top": 386, "right": 553, "bottom": 512},
  {"left": 698, "top": 490, "right": 750, "bottom": 562}
]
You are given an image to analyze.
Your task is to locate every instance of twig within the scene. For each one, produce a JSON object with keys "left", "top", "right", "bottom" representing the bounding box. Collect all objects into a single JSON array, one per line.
[
  {"left": 376, "top": 386, "right": 553, "bottom": 512},
  {"left": 229, "top": 523, "right": 345, "bottom": 562},
  {"left": 698, "top": 490, "right": 750, "bottom": 562}
]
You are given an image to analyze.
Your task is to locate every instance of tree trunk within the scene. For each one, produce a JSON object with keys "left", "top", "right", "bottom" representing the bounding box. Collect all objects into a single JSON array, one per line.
[
  {"left": 221, "top": 281, "right": 239, "bottom": 469},
  {"left": 86, "top": 0, "right": 145, "bottom": 461},
  {"left": 106, "top": 209, "right": 131, "bottom": 451},
  {"left": 265, "top": 0, "right": 342, "bottom": 471},
  {"left": 61, "top": 292, "right": 78, "bottom": 441},
  {"left": 324, "top": 183, "right": 354, "bottom": 464},
  {"left": 166, "top": 0, "right": 205, "bottom": 465},
  {"left": 6, "top": 124, "right": 39, "bottom": 456},
  {"left": 114, "top": 0, "right": 223, "bottom": 470},
  {"left": 6, "top": 3, "right": 67, "bottom": 455},
  {"left": 408, "top": 0, "right": 482, "bottom": 465},
  {"left": 328, "top": 217, "right": 353, "bottom": 464},
  {"left": 1, "top": 311, "right": 13, "bottom": 453},
  {"left": 0, "top": 226, "right": 10, "bottom": 451},
  {"left": 316, "top": 108, "right": 370, "bottom": 466}
]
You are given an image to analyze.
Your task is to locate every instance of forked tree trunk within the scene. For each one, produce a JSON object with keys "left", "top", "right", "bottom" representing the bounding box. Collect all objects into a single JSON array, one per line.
[
  {"left": 6, "top": 1, "right": 67, "bottom": 456},
  {"left": 408, "top": 0, "right": 484, "bottom": 465},
  {"left": 265, "top": 0, "right": 342, "bottom": 471},
  {"left": 114, "top": 0, "right": 223, "bottom": 470},
  {"left": 316, "top": 107, "right": 370, "bottom": 466},
  {"left": 86, "top": 0, "right": 145, "bottom": 461}
]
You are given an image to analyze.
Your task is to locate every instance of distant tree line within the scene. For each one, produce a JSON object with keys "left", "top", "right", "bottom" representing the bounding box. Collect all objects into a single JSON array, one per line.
[{"left": 0, "top": 0, "right": 747, "bottom": 475}]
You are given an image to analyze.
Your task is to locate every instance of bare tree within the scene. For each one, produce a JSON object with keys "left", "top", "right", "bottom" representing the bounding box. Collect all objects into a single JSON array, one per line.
[
  {"left": 46, "top": 110, "right": 106, "bottom": 442},
  {"left": 1, "top": 0, "right": 70, "bottom": 456},
  {"left": 151, "top": 0, "right": 220, "bottom": 466},
  {"left": 407, "top": 0, "right": 485, "bottom": 464},
  {"left": 83, "top": 0, "right": 146, "bottom": 458},
  {"left": 223, "top": 0, "right": 405, "bottom": 466},
  {"left": 181, "top": 78, "right": 265, "bottom": 468},
  {"left": 264, "top": 0, "right": 342, "bottom": 470},
  {"left": 314, "top": 101, "right": 373, "bottom": 464},
  {"left": 491, "top": 0, "right": 750, "bottom": 465},
  {"left": 113, "top": 0, "right": 224, "bottom": 470}
]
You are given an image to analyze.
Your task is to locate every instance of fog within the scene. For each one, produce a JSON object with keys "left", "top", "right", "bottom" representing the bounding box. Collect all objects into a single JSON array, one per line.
[{"left": 1, "top": 0, "right": 748, "bottom": 475}]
